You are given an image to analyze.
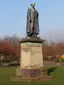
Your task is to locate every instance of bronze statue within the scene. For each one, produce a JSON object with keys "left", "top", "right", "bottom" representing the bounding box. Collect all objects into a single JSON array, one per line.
[{"left": 26, "top": 2, "right": 39, "bottom": 37}]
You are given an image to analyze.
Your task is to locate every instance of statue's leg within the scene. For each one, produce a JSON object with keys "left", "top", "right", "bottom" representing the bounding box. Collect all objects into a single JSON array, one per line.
[
  {"left": 32, "top": 27, "right": 37, "bottom": 37},
  {"left": 27, "top": 29, "right": 30, "bottom": 37},
  {"left": 27, "top": 32, "right": 33, "bottom": 37},
  {"left": 35, "top": 33, "right": 37, "bottom": 37}
]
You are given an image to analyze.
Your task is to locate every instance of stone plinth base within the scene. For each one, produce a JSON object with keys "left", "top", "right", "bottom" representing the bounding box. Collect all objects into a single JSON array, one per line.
[
  {"left": 16, "top": 68, "right": 47, "bottom": 77},
  {"left": 11, "top": 68, "right": 51, "bottom": 82}
]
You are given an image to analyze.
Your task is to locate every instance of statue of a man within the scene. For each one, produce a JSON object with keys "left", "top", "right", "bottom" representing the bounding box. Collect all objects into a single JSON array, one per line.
[{"left": 26, "top": 2, "right": 39, "bottom": 37}]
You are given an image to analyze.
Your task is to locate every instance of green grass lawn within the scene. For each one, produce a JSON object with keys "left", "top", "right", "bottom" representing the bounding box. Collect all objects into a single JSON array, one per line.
[{"left": 0, "top": 66, "right": 64, "bottom": 85}]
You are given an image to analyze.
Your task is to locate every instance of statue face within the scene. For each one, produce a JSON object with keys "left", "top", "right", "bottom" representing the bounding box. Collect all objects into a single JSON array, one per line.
[{"left": 31, "top": 3, "right": 35, "bottom": 8}]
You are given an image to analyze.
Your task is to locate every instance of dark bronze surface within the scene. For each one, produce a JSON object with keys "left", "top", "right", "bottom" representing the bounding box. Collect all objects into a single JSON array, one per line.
[{"left": 26, "top": 4, "right": 39, "bottom": 37}]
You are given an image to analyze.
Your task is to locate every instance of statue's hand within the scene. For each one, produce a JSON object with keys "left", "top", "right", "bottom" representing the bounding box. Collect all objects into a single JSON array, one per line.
[
  {"left": 29, "top": 18, "right": 32, "bottom": 23},
  {"left": 29, "top": 19, "right": 32, "bottom": 23}
]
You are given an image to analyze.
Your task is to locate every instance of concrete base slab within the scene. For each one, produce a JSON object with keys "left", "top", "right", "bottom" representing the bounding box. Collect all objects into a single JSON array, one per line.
[{"left": 10, "top": 75, "right": 52, "bottom": 82}]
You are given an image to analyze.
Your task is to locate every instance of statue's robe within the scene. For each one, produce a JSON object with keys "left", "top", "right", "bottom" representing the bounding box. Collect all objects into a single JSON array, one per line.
[{"left": 26, "top": 7, "right": 39, "bottom": 36}]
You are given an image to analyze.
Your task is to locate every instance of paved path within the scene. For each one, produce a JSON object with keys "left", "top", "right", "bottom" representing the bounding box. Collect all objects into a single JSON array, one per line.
[
  {"left": 0, "top": 61, "right": 64, "bottom": 67},
  {"left": 44, "top": 61, "right": 62, "bottom": 66}
]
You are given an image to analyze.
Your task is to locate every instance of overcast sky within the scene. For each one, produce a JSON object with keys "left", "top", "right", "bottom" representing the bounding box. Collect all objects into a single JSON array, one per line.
[{"left": 0, "top": 0, "right": 64, "bottom": 42}]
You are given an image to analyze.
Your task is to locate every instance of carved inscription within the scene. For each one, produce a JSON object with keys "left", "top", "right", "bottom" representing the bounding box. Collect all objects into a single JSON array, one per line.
[
  {"left": 22, "top": 47, "right": 30, "bottom": 52},
  {"left": 31, "top": 47, "right": 42, "bottom": 54}
]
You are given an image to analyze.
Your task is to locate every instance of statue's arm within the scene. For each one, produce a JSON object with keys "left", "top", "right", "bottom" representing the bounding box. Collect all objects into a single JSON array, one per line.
[
  {"left": 35, "top": 9, "right": 39, "bottom": 16},
  {"left": 27, "top": 8, "right": 32, "bottom": 22}
]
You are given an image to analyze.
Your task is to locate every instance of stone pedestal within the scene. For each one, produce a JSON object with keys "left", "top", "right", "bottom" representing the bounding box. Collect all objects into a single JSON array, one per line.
[
  {"left": 16, "top": 42, "right": 44, "bottom": 78},
  {"left": 11, "top": 37, "right": 51, "bottom": 82},
  {"left": 20, "top": 42, "right": 43, "bottom": 69}
]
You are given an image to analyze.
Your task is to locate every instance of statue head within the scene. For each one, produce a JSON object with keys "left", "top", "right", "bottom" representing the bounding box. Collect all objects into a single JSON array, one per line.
[{"left": 31, "top": 2, "right": 35, "bottom": 8}]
